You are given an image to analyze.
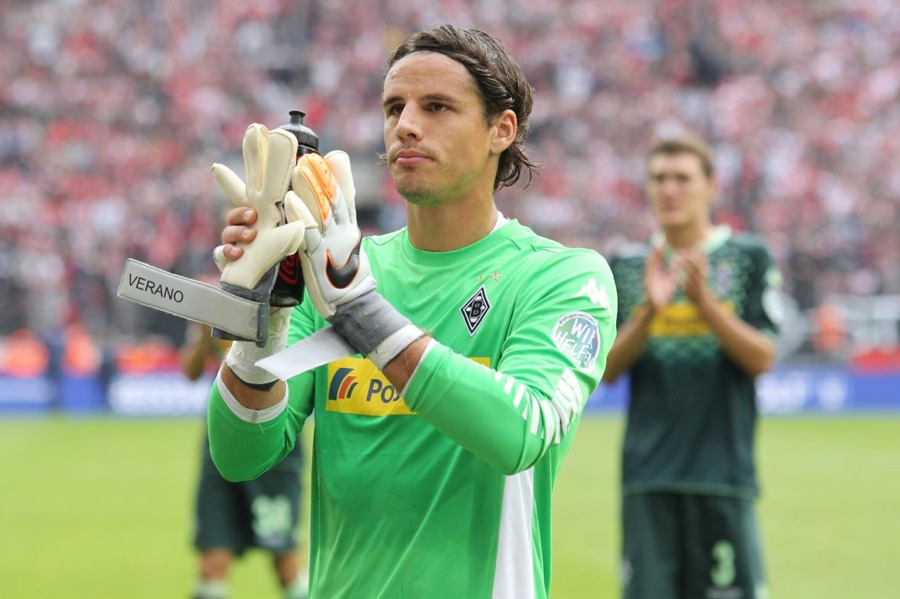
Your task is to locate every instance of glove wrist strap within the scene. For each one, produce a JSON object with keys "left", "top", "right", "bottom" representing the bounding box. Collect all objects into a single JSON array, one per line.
[
  {"left": 367, "top": 324, "right": 426, "bottom": 371},
  {"left": 225, "top": 307, "right": 292, "bottom": 385},
  {"left": 330, "top": 292, "right": 423, "bottom": 370},
  {"left": 221, "top": 265, "right": 278, "bottom": 305}
]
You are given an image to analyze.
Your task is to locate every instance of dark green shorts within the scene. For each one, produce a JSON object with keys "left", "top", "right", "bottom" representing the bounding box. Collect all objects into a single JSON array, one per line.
[
  {"left": 621, "top": 492, "right": 768, "bottom": 599},
  {"left": 193, "top": 439, "right": 304, "bottom": 556}
]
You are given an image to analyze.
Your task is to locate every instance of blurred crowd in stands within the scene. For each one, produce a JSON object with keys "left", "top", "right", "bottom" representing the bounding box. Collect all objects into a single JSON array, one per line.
[{"left": 1, "top": 0, "right": 899, "bottom": 360}]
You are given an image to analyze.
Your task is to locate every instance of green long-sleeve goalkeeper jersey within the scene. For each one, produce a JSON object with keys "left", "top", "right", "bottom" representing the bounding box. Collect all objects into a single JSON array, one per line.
[{"left": 208, "top": 220, "right": 617, "bottom": 599}]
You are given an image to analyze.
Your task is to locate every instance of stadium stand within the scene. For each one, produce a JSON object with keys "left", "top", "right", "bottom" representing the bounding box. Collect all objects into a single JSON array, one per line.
[{"left": 1, "top": 0, "right": 898, "bottom": 366}]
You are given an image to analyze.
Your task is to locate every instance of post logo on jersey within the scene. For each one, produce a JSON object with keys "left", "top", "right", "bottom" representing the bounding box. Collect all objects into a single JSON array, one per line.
[
  {"left": 552, "top": 312, "right": 601, "bottom": 372},
  {"left": 326, "top": 358, "right": 415, "bottom": 416},
  {"left": 460, "top": 285, "right": 491, "bottom": 335},
  {"left": 326, "top": 356, "right": 492, "bottom": 416},
  {"left": 328, "top": 367, "right": 359, "bottom": 400}
]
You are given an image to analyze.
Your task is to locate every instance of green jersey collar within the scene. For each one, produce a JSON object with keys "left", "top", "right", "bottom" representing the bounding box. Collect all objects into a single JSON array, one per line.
[{"left": 400, "top": 218, "right": 517, "bottom": 266}]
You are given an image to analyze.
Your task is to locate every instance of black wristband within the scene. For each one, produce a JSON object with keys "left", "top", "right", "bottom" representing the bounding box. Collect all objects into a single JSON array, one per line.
[{"left": 233, "top": 373, "right": 278, "bottom": 392}]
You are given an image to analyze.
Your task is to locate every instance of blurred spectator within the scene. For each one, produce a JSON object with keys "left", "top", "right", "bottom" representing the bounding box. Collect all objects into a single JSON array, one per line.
[
  {"left": 810, "top": 303, "right": 848, "bottom": 356},
  {"left": 1, "top": 0, "right": 898, "bottom": 354},
  {"left": 1, "top": 328, "right": 50, "bottom": 377}
]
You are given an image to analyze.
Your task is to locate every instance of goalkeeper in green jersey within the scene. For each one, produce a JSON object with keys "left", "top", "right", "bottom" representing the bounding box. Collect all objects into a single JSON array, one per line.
[
  {"left": 603, "top": 136, "right": 783, "bottom": 599},
  {"left": 206, "top": 25, "right": 617, "bottom": 599}
]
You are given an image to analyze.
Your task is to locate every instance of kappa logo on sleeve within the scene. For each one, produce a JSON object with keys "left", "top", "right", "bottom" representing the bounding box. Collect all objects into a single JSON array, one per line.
[
  {"left": 573, "top": 277, "right": 610, "bottom": 308},
  {"left": 552, "top": 312, "right": 601, "bottom": 372}
]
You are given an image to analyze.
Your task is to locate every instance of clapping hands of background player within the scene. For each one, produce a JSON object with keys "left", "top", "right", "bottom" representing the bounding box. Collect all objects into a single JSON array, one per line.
[{"left": 644, "top": 246, "right": 709, "bottom": 309}]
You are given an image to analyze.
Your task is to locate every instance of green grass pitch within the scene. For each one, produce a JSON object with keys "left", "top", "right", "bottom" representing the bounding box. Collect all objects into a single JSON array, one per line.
[{"left": 1, "top": 415, "right": 897, "bottom": 598}]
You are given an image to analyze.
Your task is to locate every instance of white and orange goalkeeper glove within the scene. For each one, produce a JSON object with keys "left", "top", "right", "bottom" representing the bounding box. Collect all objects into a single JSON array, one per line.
[
  {"left": 288, "top": 152, "right": 424, "bottom": 370},
  {"left": 287, "top": 151, "right": 374, "bottom": 318}
]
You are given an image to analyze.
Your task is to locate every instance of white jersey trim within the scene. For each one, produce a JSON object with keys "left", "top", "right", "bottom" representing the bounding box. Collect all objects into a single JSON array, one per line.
[
  {"left": 492, "top": 210, "right": 510, "bottom": 232},
  {"left": 215, "top": 368, "right": 288, "bottom": 424},
  {"left": 492, "top": 468, "right": 536, "bottom": 599}
]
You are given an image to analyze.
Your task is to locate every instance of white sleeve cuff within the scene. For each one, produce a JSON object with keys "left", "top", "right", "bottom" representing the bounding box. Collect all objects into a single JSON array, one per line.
[
  {"left": 368, "top": 324, "right": 425, "bottom": 370},
  {"left": 215, "top": 369, "right": 288, "bottom": 424}
]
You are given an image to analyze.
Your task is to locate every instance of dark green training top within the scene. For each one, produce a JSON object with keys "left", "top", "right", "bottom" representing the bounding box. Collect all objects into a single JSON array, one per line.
[{"left": 610, "top": 226, "right": 782, "bottom": 500}]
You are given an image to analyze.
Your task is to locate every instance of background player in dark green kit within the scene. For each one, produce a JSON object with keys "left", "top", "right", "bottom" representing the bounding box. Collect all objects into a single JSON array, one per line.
[
  {"left": 180, "top": 321, "right": 308, "bottom": 599},
  {"left": 603, "top": 136, "right": 782, "bottom": 599}
]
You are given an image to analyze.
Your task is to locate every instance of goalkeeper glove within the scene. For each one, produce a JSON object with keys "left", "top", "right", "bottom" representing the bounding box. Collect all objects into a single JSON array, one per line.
[
  {"left": 211, "top": 124, "right": 307, "bottom": 308},
  {"left": 289, "top": 151, "right": 424, "bottom": 370},
  {"left": 210, "top": 124, "right": 307, "bottom": 386}
]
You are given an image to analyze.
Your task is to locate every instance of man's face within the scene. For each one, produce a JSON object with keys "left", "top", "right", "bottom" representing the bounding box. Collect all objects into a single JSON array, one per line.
[
  {"left": 646, "top": 152, "right": 716, "bottom": 229},
  {"left": 382, "top": 51, "right": 505, "bottom": 206}
]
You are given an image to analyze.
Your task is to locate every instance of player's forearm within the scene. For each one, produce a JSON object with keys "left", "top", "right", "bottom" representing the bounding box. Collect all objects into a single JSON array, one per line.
[
  {"left": 404, "top": 343, "right": 587, "bottom": 474},
  {"left": 602, "top": 303, "right": 654, "bottom": 382},
  {"left": 180, "top": 344, "right": 208, "bottom": 381},
  {"left": 694, "top": 290, "right": 776, "bottom": 377},
  {"left": 382, "top": 335, "right": 431, "bottom": 391},
  {"left": 221, "top": 365, "right": 286, "bottom": 409},
  {"left": 208, "top": 373, "right": 296, "bottom": 481},
  {"left": 180, "top": 324, "right": 213, "bottom": 380}
]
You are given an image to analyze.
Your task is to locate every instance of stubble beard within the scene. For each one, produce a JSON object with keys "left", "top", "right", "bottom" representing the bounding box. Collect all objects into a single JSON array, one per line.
[
  {"left": 399, "top": 187, "right": 440, "bottom": 206},
  {"left": 394, "top": 175, "right": 444, "bottom": 207}
]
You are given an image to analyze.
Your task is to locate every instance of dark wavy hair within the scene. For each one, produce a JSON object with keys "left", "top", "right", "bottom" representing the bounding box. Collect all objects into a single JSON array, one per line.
[
  {"left": 648, "top": 136, "right": 716, "bottom": 180},
  {"left": 385, "top": 25, "right": 539, "bottom": 191}
]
